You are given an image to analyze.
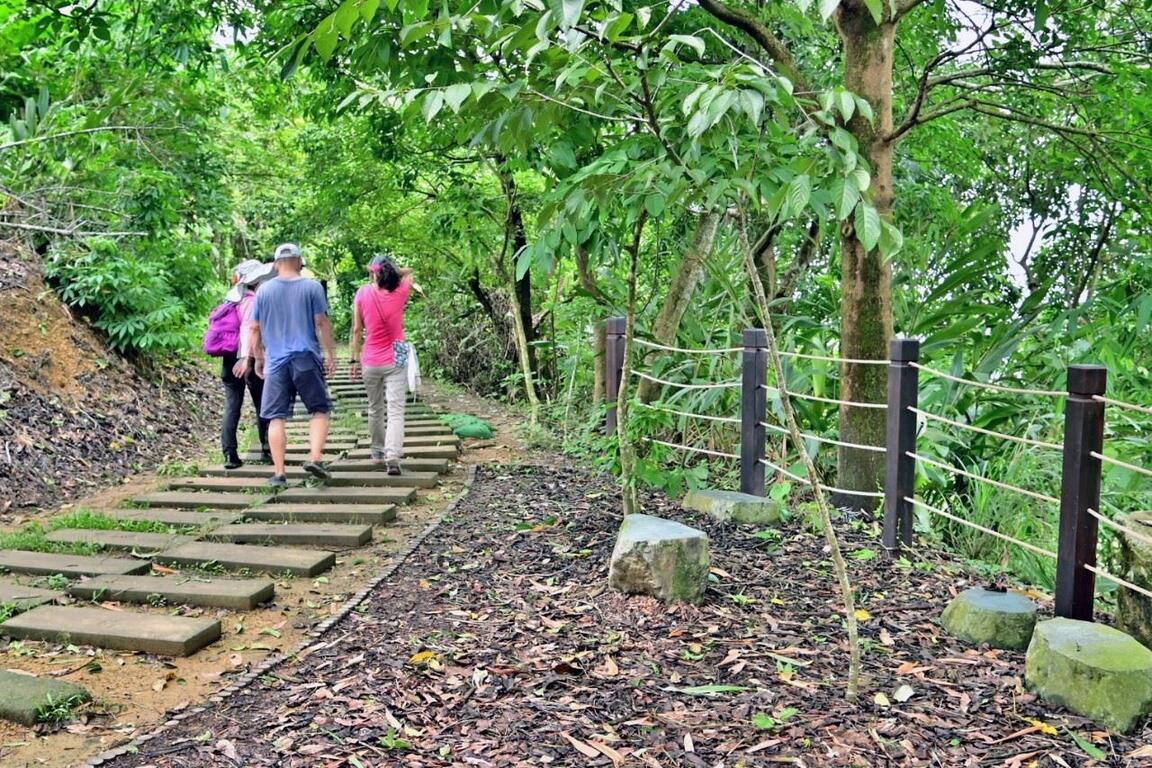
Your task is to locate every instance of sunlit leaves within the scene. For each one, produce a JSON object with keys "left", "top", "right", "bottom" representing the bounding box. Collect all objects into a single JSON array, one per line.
[{"left": 854, "top": 202, "right": 882, "bottom": 251}]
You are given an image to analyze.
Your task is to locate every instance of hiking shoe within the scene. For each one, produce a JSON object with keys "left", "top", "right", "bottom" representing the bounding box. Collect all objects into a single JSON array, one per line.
[
  {"left": 370, "top": 448, "right": 385, "bottom": 465},
  {"left": 258, "top": 447, "right": 274, "bottom": 465},
  {"left": 267, "top": 474, "right": 288, "bottom": 489},
  {"left": 302, "top": 461, "right": 333, "bottom": 482},
  {"left": 224, "top": 450, "right": 243, "bottom": 470},
  {"left": 386, "top": 460, "right": 402, "bottom": 476}
]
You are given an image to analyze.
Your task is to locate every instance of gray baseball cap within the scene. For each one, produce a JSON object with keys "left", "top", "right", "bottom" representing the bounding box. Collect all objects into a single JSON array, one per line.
[{"left": 274, "top": 243, "right": 302, "bottom": 261}]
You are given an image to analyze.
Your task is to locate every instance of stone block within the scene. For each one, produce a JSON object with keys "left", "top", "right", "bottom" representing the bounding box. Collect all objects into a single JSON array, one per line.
[
  {"left": 608, "top": 514, "right": 710, "bottom": 603},
  {"left": 1116, "top": 511, "right": 1152, "bottom": 650},
  {"left": 682, "top": 488, "right": 781, "bottom": 525},
  {"left": 1025, "top": 617, "right": 1152, "bottom": 733},
  {"left": 0, "top": 670, "right": 89, "bottom": 725},
  {"left": 940, "top": 587, "right": 1037, "bottom": 650}
]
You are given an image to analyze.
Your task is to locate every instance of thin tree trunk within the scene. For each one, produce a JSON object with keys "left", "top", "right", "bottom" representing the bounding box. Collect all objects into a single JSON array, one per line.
[
  {"left": 616, "top": 212, "right": 649, "bottom": 516},
  {"left": 593, "top": 322, "right": 606, "bottom": 408},
  {"left": 835, "top": 7, "right": 896, "bottom": 506},
  {"left": 637, "top": 212, "right": 721, "bottom": 403}
]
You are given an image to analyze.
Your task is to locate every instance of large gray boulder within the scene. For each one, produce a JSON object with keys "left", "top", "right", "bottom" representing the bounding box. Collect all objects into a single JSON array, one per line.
[
  {"left": 1025, "top": 618, "right": 1152, "bottom": 733},
  {"left": 682, "top": 488, "right": 781, "bottom": 525},
  {"left": 1116, "top": 511, "right": 1152, "bottom": 650},
  {"left": 940, "top": 587, "right": 1038, "bottom": 650},
  {"left": 608, "top": 514, "right": 710, "bottom": 603}
]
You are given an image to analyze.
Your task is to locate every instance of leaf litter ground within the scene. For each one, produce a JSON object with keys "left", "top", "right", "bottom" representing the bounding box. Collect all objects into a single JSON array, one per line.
[{"left": 102, "top": 464, "right": 1150, "bottom": 767}]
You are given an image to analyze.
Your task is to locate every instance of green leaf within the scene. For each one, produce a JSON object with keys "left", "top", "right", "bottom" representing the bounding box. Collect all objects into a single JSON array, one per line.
[
  {"left": 644, "top": 193, "right": 665, "bottom": 217},
  {"left": 313, "top": 24, "right": 340, "bottom": 59},
  {"left": 835, "top": 180, "right": 859, "bottom": 220},
  {"left": 667, "top": 34, "right": 705, "bottom": 58},
  {"left": 421, "top": 90, "right": 444, "bottom": 122},
  {"left": 443, "top": 83, "right": 470, "bottom": 112},
  {"left": 819, "top": 0, "right": 839, "bottom": 20},
  {"left": 854, "top": 96, "right": 875, "bottom": 124},
  {"left": 663, "top": 684, "right": 752, "bottom": 696},
  {"left": 554, "top": 0, "right": 584, "bottom": 28},
  {"left": 837, "top": 90, "right": 855, "bottom": 121},
  {"left": 795, "top": 0, "right": 813, "bottom": 11},
  {"left": 1065, "top": 729, "right": 1106, "bottom": 761},
  {"left": 360, "top": 0, "right": 381, "bottom": 21},
  {"left": 879, "top": 219, "right": 904, "bottom": 256},
  {"left": 785, "top": 173, "right": 811, "bottom": 217},
  {"left": 336, "top": 1, "right": 359, "bottom": 37},
  {"left": 855, "top": 203, "right": 882, "bottom": 251},
  {"left": 862, "top": 0, "right": 883, "bottom": 23},
  {"left": 850, "top": 167, "right": 871, "bottom": 191}
]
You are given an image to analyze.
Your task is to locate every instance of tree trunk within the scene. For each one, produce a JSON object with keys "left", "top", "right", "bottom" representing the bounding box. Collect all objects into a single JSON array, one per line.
[
  {"left": 636, "top": 212, "right": 721, "bottom": 403},
  {"left": 593, "top": 321, "right": 606, "bottom": 408},
  {"left": 834, "top": 6, "right": 896, "bottom": 506}
]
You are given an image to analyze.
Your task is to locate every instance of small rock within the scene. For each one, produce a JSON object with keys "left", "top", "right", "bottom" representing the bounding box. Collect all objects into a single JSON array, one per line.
[
  {"left": 940, "top": 587, "right": 1037, "bottom": 650},
  {"left": 1116, "top": 511, "right": 1152, "bottom": 650},
  {"left": 1025, "top": 617, "right": 1152, "bottom": 734},
  {"left": 608, "top": 514, "right": 710, "bottom": 603},
  {"left": 682, "top": 488, "right": 781, "bottom": 525}
]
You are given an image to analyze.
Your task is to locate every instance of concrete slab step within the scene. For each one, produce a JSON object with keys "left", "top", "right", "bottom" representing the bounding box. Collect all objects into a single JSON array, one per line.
[
  {"left": 347, "top": 445, "right": 457, "bottom": 459},
  {"left": 206, "top": 523, "right": 372, "bottom": 547},
  {"left": 68, "top": 575, "right": 274, "bottom": 610},
  {"left": 0, "top": 551, "right": 151, "bottom": 578},
  {"left": 331, "top": 458, "right": 450, "bottom": 474},
  {"left": 133, "top": 492, "right": 267, "bottom": 510},
  {"left": 99, "top": 508, "right": 240, "bottom": 527},
  {"left": 158, "top": 542, "right": 335, "bottom": 577},
  {"left": 168, "top": 477, "right": 306, "bottom": 493},
  {"left": 1, "top": 605, "right": 220, "bottom": 657},
  {"left": 272, "top": 486, "right": 416, "bottom": 505},
  {"left": 241, "top": 504, "right": 396, "bottom": 525},
  {"left": 0, "top": 580, "right": 62, "bottom": 611},
  {"left": 0, "top": 670, "right": 89, "bottom": 725},
  {"left": 200, "top": 467, "right": 438, "bottom": 488},
  {"left": 46, "top": 530, "right": 195, "bottom": 554}
]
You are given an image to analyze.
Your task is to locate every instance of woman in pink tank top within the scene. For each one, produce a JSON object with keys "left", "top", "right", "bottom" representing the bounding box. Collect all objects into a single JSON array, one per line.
[{"left": 349, "top": 255, "right": 413, "bottom": 474}]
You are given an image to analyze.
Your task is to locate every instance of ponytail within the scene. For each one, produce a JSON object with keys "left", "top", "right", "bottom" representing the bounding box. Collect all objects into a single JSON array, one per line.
[{"left": 373, "top": 256, "right": 402, "bottom": 292}]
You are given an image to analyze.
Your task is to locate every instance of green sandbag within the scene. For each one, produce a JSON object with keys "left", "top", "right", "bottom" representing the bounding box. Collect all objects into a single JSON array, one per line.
[{"left": 440, "top": 413, "right": 495, "bottom": 439}]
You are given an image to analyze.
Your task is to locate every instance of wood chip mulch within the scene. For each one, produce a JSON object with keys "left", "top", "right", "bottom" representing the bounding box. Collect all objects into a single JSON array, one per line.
[{"left": 101, "top": 464, "right": 1151, "bottom": 767}]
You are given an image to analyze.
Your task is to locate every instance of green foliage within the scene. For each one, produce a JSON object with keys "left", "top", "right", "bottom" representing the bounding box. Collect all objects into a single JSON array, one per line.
[{"left": 0, "top": 523, "right": 97, "bottom": 556}]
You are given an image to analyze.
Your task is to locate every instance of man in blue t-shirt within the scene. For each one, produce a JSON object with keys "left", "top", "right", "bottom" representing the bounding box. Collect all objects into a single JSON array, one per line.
[{"left": 242, "top": 243, "right": 336, "bottom": 487}]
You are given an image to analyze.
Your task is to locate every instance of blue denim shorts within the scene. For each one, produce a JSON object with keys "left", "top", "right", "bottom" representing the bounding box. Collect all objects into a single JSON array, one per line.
[{"left": 260, "top": 353, "right": 331, "bottom": 420}]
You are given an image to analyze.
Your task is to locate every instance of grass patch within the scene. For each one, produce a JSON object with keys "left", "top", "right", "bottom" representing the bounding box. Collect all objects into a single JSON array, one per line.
[
  {"left": 36, "top": 692, "right": 89, "bottom": 725},
  {"left": 50, "top": 509, "right": 202, "bottom": 535},
  {"left": 0, "top": 523, "right": 98, "bottom": 556}
]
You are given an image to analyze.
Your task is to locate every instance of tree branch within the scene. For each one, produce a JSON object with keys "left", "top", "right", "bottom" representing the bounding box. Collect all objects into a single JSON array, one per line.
[{"left": 695, "top": 0, "right": 810, "bottom": 92}]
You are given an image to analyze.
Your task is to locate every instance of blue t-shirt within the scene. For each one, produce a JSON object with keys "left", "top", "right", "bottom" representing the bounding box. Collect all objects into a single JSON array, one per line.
[{"left": 252, "top": 277, "right": 329, "bottom": 372}]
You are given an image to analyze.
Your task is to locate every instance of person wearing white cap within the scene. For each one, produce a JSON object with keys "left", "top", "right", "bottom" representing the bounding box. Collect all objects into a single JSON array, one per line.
[
  {"left": 220, "top": 258, "right": 275, "bottom": 469},
  {"left": 247, "top": 243, "right": 337, "bottom": 487}
]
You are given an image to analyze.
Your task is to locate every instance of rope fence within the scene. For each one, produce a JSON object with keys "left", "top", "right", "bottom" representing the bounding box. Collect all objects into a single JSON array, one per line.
[
  {"left": 634, "top": 371, "right": 741, "bottom": 391},
  {"left": 635, "top": 402, "right": 740, "bottom": 425},
  {"left": 905, "top": 497, "right": 1059, "bottom": 560},
  {"left": 1090, "top": 451, "right": 1152, "bottom": 480},
  {"left": 759, "top": 421, "right": 886, "bottom": 454},
  {"left": 909, "top": 407, "right": 1063, "bottom": 451},
  {"left": 777, "top": 350, "right": 888, "bottom": 366},
  {"left": 1092, "top": 394, "right": 1152, "bottom": 417},
  {"left": 1087, "top": 508, "right": 1152, "bottom": 548},
  {"left": 764, "top": 386, "right": 888, "bottom": 410},
  {"left": 642, "top": 437, "right": 739, "bottom": 461},
  {"left": 633, "top": 338, "right": 742, "bottom": 355},
  {"left": 911, "top": 362, "right": 1065, "bottom": 398},
  {"left": 908, "top": 451, "right": 1061, "bottom": 506},
  {"left": 1084, "top": 564, "right": 1152, "bottom": 601},
  {"left": 759, "top": 458, "right": 885, "bottom": 498}
]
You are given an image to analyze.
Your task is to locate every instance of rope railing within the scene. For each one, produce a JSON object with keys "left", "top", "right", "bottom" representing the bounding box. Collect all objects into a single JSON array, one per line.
[
  {"left": 1092, "top": 394, "right": 1152, "bottom": 417},
  {"left": 634, "top": 402, "right": 740, "bottom": 425},
  {"left": 633, "top": 338, "right": 743, "bottom": 355},
  {"left": 764, "top": 385, "right": 888, "bottom": 410},
  {"left": 910, "top": 363, "right": 1065, "bottom": 398},
  {"left": 635, "top": 371, "right": 742, "bottom": 391},
  {"left": 908, "top": 407, "right": 1063, "bottom": 451},
  {"left": 908, "top": 452, "right": 1061, "bottom": 506},
  {"left": 777, "top": 350, "right": 888, "bottom": 366},
  {"left": 758, "top": 458, "right": 884, "bottom": 499},
  {"left": 905, "top": 497, "right": 1059, "bottom": 560},
  {"left": 1090, "top": 451, "right": 1152, "bottom": 480},
  {"left": 1087, "top": 508, "right": 1152, "bottom": 548},
  {"left": 1084, "top": 564, "right": 1152, "bottom": 601},
  {"left": 643, "top": 437, "right": 739, "bottom": 461},
  {"left": 758, "top": 421, "right": 886, "bottom": 454}
]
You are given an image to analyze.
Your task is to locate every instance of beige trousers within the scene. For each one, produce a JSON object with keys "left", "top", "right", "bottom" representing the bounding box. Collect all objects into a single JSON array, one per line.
[{"left": 362, "top": 364, "right": 407, "bottom": 461}]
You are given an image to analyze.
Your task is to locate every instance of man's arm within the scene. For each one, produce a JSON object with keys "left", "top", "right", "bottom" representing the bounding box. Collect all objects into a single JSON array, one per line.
[
  {"left": 247, "top": 321, "right": 265, "bottom": 379},
  {"left": 349, "top": 301, "right": 364, "bottom": 373},
  {"left": 315, "top": 313, "right": 336, "bottom": 376}
]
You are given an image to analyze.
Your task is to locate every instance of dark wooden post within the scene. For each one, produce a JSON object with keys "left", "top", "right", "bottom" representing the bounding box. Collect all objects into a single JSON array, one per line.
[
  {"left": 883, "top": 337, "right": 920, "bottom": 552},
  {"left": 604, "top": 317, "right": 626, "bottom": 434},
  {"left": 1055, "top": 364, "right": 1107, "bottom": 621},
  {"left": 740, "top": 328, "right": 768, "bottom": 496}
]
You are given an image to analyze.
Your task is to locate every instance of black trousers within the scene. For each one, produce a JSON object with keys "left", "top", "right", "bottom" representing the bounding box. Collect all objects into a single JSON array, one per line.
[{"left": 221, "top": 354, "right": 269, "bottom": 453}]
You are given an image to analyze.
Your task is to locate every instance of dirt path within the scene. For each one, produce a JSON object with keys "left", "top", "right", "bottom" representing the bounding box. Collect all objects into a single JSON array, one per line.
[
  {"left": 0, "top": 383, "right": 532, "bottom": 768},
  {"left": 88, "top": 464, "right": 1150, "bottom": 767}
]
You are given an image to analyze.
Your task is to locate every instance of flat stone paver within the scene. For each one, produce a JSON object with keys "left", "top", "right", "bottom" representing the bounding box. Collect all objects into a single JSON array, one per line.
[
  {"left": 195, "top": 468, "right": 438, "bottom": 488},
  {"left": 207, "top": 523, "right": 372, "bottom": 547},
  {"left": 241, "top": 504, "right": 396, "bottom": 525},
  {"left": 99, "top": 508, "right": 240, "bottom": 527},
  {"left": 2, "top": 605, "right": 221, "bottom": 656},
  {"left": 0, "top": 551, "right": 151, "bottom": 578},
  {"left": 0, "top": 580, "right": 62, "bottom": 610},
  {"left": 332, "top": 458, "right": 450, "bottom": 474},
  {"left": 68, "top": 575, "right": 275, "bottom": 610},
  {"left": 133, "top": 491, "right": 267, "bottom": 510},
  {"left": 168, "top": 477, "right": 304, "bottom": 493},
  {"left": 273, "top": 486, "right": 416, "bottom": 505},
  {"left": 158, "top": 542, "right": 335, "bottom": 577},
  {"left": 347, "top": 445, "right": 457, "bottom": 459},
  {"left": 46, "top": 530, "right": 195, "bottom": 553},
  {"left": 0, "top": 670, "right": 90, "bottom": 725}
]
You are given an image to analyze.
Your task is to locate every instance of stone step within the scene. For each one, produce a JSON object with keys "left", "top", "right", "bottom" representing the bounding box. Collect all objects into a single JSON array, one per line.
[
  {"left": 0, "top": 670, "right": 89, "bottom": 726},
  {"left": 272, "top": 486, "right": 417, "bottom": 505},
  {"left": 331, "top": 458, "right": 450, "bottom": 474},
  {"left": 168, "top": 477, "right": 308, "bottom": 493},
  {"left": 0, "top": 580, "right": 62, "bottom": 611},
  {"left": 200, "top": 467, "right": 439, "bottom": 488},
  {"left": 1, "top": 606, "right": 221, "bottom": 657},
  {"left": 347, "top": 445, "right": 457, "bottom": 459},
  {"left": 0, "top": 551, "right": 151, "bottom": 578},
  {"left": 241, "top": 504, "right": 395, "bottom": 525},
  {"left": 133, "top": 492, "right": 267, "bottom": 510},
  {"left": 68, "top": 575, "right": 275, "bottom": 610},
  {"left": 99, "top": 508, "right": 240, "bottom": 527},
  {"left": 46, "top": 530, "right": 196, "bottom": 554},
  {"left": 206, "top": 523, "right": 372, "bottom": 547},
  {"left": 158, "top": 542, "right": 335, "bottom": 577}
]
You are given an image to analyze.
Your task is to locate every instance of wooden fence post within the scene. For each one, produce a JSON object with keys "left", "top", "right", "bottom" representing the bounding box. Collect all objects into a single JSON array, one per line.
[
  {"left": 884, "top": 337, "right": 920, "bottom": 552},
  {"left": 740, "top": 328, "right": 768, "bottom": 496},
  {"left": 604, "top": 317, "right": 626, "bottom": 434},
  {"left": 1055, "top": 364, "right": 1107, "bottom": 621}
]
